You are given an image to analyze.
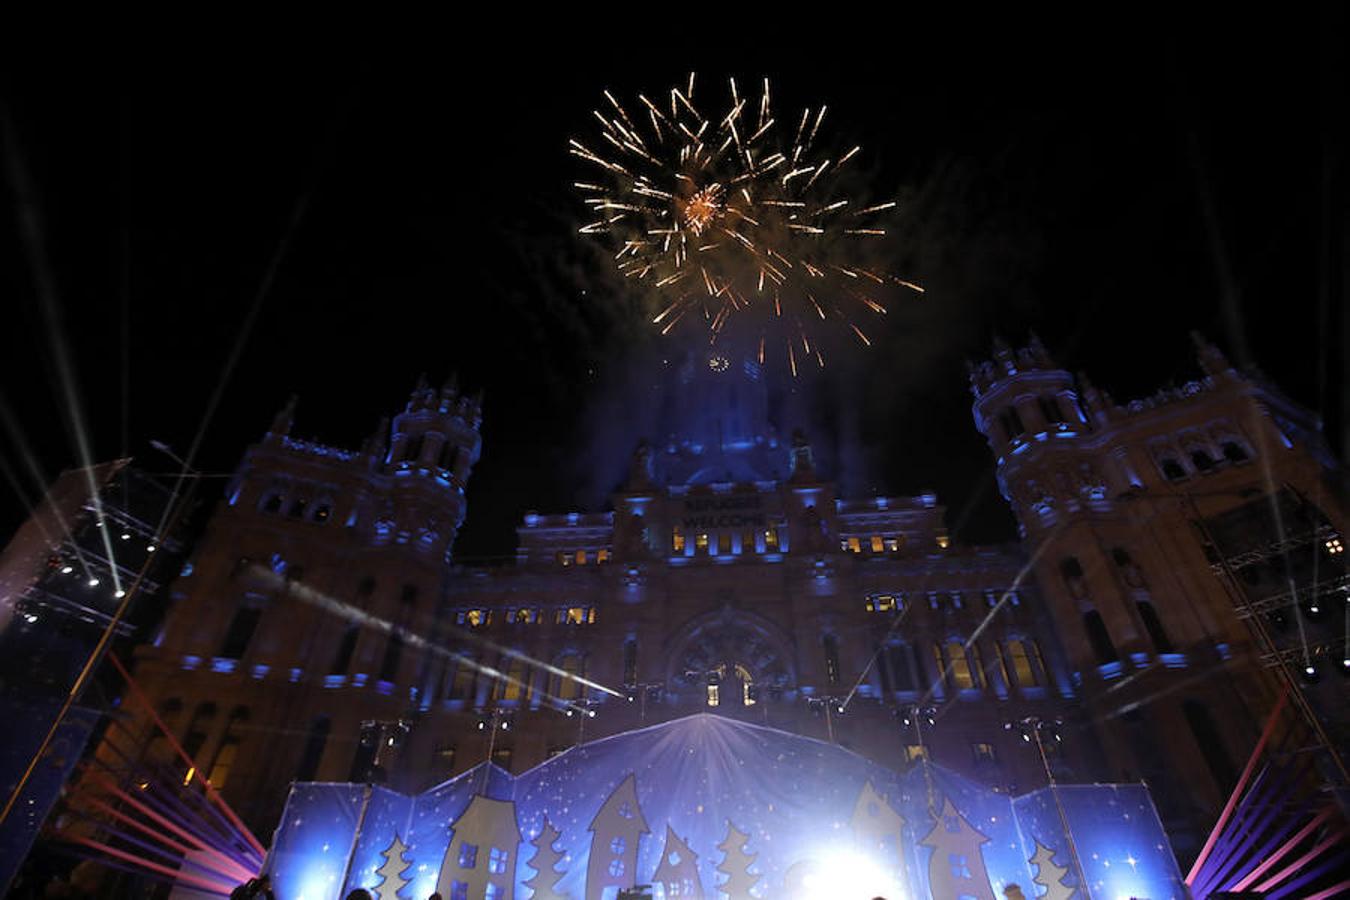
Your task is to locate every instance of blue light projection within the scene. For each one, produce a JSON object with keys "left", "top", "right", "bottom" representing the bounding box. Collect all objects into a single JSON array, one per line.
[{"left": 264, "top": 715, "right": 1184, "bottom": 900}]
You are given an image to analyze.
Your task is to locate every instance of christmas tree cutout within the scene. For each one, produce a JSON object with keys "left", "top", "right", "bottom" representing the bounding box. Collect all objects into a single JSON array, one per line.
[
  {"left": 918, "top": 798, "right": 996, "bottom": 900},
  {"left": 523, "top": 817, "right": 568, "bottom": 900},
  {"left": 373, "top": 833, "right": 411, "bottom": 900},
  {"left": 652, "top": 824, "right": 703, "bottom": 899},
  {"left": 1029, "top": 839, "right": 1076, "bottom": 900},
  {"left": 850, "top": 779, "right": 906, "bottom": 862},
  {"left": 715, "top": 822, "right": 761, "bottom": 899}
]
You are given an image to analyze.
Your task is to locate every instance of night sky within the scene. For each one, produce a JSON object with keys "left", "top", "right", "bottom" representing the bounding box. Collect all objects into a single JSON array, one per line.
[{"left": 2, "top": 14, "right": 1345, "bottom": 558}]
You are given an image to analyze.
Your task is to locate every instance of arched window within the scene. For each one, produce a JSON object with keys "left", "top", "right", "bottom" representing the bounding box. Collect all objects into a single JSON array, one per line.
[
  {"left": 822, "top": 635, "right": 841, "bottom": 686},
  {"left": 555, "top": 654, "right": 584, "bottom": 701},
  {"left": 1136, "top": 601, "right": 1173, "bottom": 653},
  {"left": 448, "top": 655, "right": 477, "bottom": 700},
  {"left": 1183, "top": 701, "right": 1236, "bottom": 792},
  {"left": 1221, "top": 441, "right": 1249, "bottom": 463},
  {"left": 312, "top": 503, "right": 332, "bottom": 524},
  {"left": 294, "top": 716, "right": 330, "bottom": 782},
  {"left": 1060, "top": 556, "right": 1088, "bottom": 600},
  {"left": 287, "top": 497, "right": 308, "bottom": 519},
  {"left": 1082, "top": 610, "right": 1119, "bottom": 665},
  {"left": 880, "top": 644, "right": 918, "bottom": 692}
]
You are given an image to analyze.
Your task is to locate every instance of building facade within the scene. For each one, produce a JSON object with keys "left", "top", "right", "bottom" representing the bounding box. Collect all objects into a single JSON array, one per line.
[{"left": 64, "top": 334, "right": 1347, "bottom": 869}]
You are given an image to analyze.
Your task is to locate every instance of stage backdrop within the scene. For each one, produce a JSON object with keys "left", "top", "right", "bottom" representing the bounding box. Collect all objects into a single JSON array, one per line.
[{"left": 264, "top": 715, "right": 1183, "bottom": 900}]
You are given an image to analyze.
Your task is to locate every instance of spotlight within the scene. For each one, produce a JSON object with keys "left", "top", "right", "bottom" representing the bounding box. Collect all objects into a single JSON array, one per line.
[
  {"left": 501, "top": 719, "right": 511, "bottom": 731},
  {"left": 114, "top": 590, "right": 126, "bottom": 598},
  {"left": 901, "top": 714, "right": 912, "bottom": 727},
  {"left": 120, "top": 533, "right": 131, "bottom": 541},
  {"left": 60, "top": 566, "right": 73, "bottom": 575},
  {"left": 587, "top": 709, "right": 597, "bottom": 718},
  {"left": 1022, "top": 732, "right": 1032, "bottom": 743},
  {"left": 476, "top": 718, "right": 489, "bottom": 731},
  {"left": 146, "top": 544, "right": 157, "bottom": 553},
  {"left": 87, "top": 577, "right": 100, "bottom": 588},
  {"left": 565, "top": 708, "right": 576, "bottom": 718},
  {"left": 834, "top": 703, "right": 846, "bottom": 716},
  {"left": 1339, "top": 659, "right": 1350, "bottom": 678},
  {"left": 1300, "top": 663, "right": 1320, "bottom": 685}
]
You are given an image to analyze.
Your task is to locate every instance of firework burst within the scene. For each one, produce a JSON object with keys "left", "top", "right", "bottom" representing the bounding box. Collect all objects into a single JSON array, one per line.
[{"left": 571, "top": 73, "right": 922, "bottom": 373}]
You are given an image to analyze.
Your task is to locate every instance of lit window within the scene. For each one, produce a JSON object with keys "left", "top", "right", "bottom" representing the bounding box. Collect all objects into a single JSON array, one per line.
[
  {"left": 556, "top": 655, "right": 583, "bottom": 700},
  {"left": 463, "top": 609, "right": 491, "bottom": 628},
  {"left": 765, "top": 528, "right": 779, "bottom": 551},
  {"left": 512, "top": 608, "right": 537, "bottom": 625},
  {"left": 717, "top": 532, "right": 731, "bottom": 555},
  {"left": 458, "top": 843, "right": 478, "bottom": 869},
  {"left": 597, "top": 549, "right": 609, "bottom": 564},
  {"left": 870, "top": 535, "right": 885, "bottom": 553},
  {"left": 207, "top": 740, "right": 239, "bottom": 789},
  {"left": 905, "top": 744, "right": 928, "bottom": 761},
  {"left": 576, "top": 549, "right": 587, "bottom": 565},
  {"left": 1325, "top": 537, "right": 1344, "bottom": 555},
  {"left": 695, "top": 532, "right": 709, "bottom": 553},
  {"left": 972, "top": 742, "right": 997, "bottom": 763},
  {"left": 563, "top": 607, "right": 593, "bottom": 625},
  {"left": 672, "top": 528, "right": 685, "bottom": 553},
  {"left": 743, "top": 530, "right": 758, "bottom": 553},
  {"left": 488, "top": 846, "right": 508, "bottom": 874},
  {"left": 450, "top": 882, "right": 468, "bottom": 900},
  {"left": 706, "top": 683, "right": 720, "bottom": 707},
  {"left": 885, "top": 537, "right": 901, "bottom": 552},
  {"left": 868, "top": 594, "right": 898, "bottom": 613},
  {"left": 495, "top": 656, "right": 530, "bottom": 703},
  {"left": 939, "top": 641, "right": 981, "bottom": 690},
  {"left": 846, "top": 536, "right": 862, "bottom": 553},
  {"left": 1004, "top": 640, "right": 1040, "bottom": 687},
  {"left": 936, "top": 534, "right": 950, "bottom": 549},
  {"left": 557, "top": 551, "right": 571, "bottom": 567}
]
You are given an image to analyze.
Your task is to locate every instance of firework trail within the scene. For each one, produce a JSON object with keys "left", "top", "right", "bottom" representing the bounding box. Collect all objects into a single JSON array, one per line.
[{"left": 571, "top": 73, "right": 922, "bottom": 372}]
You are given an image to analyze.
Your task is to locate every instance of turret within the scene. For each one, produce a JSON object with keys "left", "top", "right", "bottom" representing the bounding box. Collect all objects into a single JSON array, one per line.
[
  {"left": 387, "top": 374, "right": 482, "bottom": 484},
  {"left": 969, "top": 334, "right": 1085, "bottom": 459}
]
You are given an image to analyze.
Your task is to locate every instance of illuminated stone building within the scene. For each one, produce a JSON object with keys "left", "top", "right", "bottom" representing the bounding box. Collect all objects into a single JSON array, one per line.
[{"left": 74, "top": 333, "right": 1347, "bottom": 865}]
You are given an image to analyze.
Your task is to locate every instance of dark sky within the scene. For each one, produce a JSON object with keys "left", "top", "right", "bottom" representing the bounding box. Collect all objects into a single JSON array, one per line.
[{"left": 1, "top": 13, "right": 1345, "bottom": 558}]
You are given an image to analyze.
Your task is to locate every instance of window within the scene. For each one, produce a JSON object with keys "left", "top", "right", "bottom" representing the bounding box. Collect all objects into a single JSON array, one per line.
[
  {"left": 208, "top": 708, "right": 248, "bottom": 789},
  {"left": 972, "top": 742, "right": 997, "bottom": 764},
  {"left": 491, "top": 748, "right": 513, "bottom": 772},
  {"left": 695, "top": 532, "right": 709, "bottom": 554},
  {"left": 706, "top": 683, "right": 720, "bottom": 707},
  {"left": 717, "top": 532, "right": 732, "bottom": 555},
  {"left": 1184, "top": 701, "right": 1237, "bottom": 792},
  {"left": 512, "top": 608, "right": 537, "bottom": 625},
  {"left": 378, "top": 635, "right": 403, "bottom": 683},
  {"left": 462, "top": 609, "right": 492, "bottom": 628},
  {"left": 458, "top": 843, "right": 479, "bottom": 869},
  {"left": 1083, "top": 610, "right": 1119, "bottom": 664},
  {"left": 485, "top": 885, "right": 503, "bottom": 900},
  {"left": 1222, "top": 441, "right": 1249, "bottom": 463},
  {"left": 904, "top": 744, "right": 928, "bottom": 761},
  {"left": 439, "top": 443, "right": 459, "bottom": 471},
  {"left": 404, "top": 434, "right": 424, "bottom": 463},
  {"left": 623, "top": 639, "right": 638, "bottom": 686},
  {"left": 488, "top": 847, "right": 509, "bottom": 875},
  {"left": 1137, "top": 601, "right": 1173, "bottom": 653},
  {"left": 597, "top": 549, "right": 609, "bottom": 564},
  {"left": 401, "top": 584, "right": 418, "bottom": 608},
  {"left": 867, "top": 594, "right": 899, "bottom": 613},
  {"left": 495, "top": 655, "right": 530, "bottom": 703},
  {"left": 449, "top": 657, "right": 477, "bottom": 700},
  {"left": 261, "top": 493, "right": 283, "bottom": 514},
  {"left": 610, "top": 837, "right": 626, "bottom": 855},
  {"left": 556, "top": 654, "right": 583, "bottom": 700},
  {"left": 609, "top": 859, "right": 625, "bottom": 877},
  {"left": 287, "top": 498, "right": 308, "bottom": 519},
  {"left": 938, "top": 641, "right": 981, "bottom": 690},
  {"left": 560, "top": 606, "right": 595, "bottom": 625},
  {"left": 882, "top": 644, "right": 918, "bottom": 692},
  {"left": 672, "top": 527, "right": 685, "bottom": 553},
  {"left": 356, "top": 576, "right": 376, "bottom": 605},
  {"left": 575, "top": 549, "right": 587, "bottom": 566},
  {"left": 312, "top": 504, "right": 331, "bottom": 523},
  {"left": 1000, "top": 406, "right": 1026, "bottom": 440},
  {"left": 1038, "top": 395, "right": 1066, "bottom": 426},
  {"left": 846, "top": 536, "right": 862, "bottom": 553},
  {"left": 179, "top": 703, "right": 217, "bottom": 784},
  {"left": 557, "top": 551, "right": 571, "bottom": 567},
  {"left": 743, "top": 530, "right": 758, "bottom": 553},
  {"left": 869, "top": 535, "right": 884, "bottom": 553},
  {"left": 219, "top": 604, "right": 263, "bottom": 660},
  {"left": 1191, "top": 448, "right": 1216, "bottom": 472},
  {"left": 949, "top": 853, "right": 972, "bottom": 879},
  {"left": 764, "top": 528, "right": 779, "bottom": 551},
  {"left": 294, "top": 716, "right": 330, "bottom": 782},
  {"left": 331, "top": 624, "right": 359, "bottom": 675},
  {"left": 1003, "top": 639, "right": 1042, "bottom": 687},
  {"left": 449, "top": 882, "right": 468, "bottom": 900},
  {"left": 1160, "top": 457, "right": 1187, "bottom": 481},
  {"left": 823, "top": 635, "right": 841, "bottom": 685},
  {"left": 885, "top": 537, "right": 902, "bottom": 552}
]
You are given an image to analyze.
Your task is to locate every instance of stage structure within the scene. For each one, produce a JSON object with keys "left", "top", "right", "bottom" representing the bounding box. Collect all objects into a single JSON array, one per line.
[{"left": 262, "top": 716, "right": 1183, "bottom": 900}]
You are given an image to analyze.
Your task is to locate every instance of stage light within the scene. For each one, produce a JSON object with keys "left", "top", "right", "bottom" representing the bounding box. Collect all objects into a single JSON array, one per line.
[
  {"left": 565, "top": 708, "right": 575, "bottom": 718},
  {"left": 1300, "top": 663, "right": 1320, "bottom": 685},
  {"left": 87, "top": 577, "right": 100, "bottom": 587},
  {"left": 146, "top": 544, "right": 157, "bottom": 553},
  {"left": 587, "top": 709, "right": 597, "bottom": 718},
  {"left": 121, "top": 532, "right": 131, "bottom": 541},
  {"left": 798, "top": 848, "right": 905, "bottom": 900},
  {"left": 61, "top": 565, "right": 73, "bottom": 574},
  {"left": 114, "top": 589, "right": 126, "bottom": 598},
  {"left": 1340, "top": 658, "right": 1350, "bottom": 678}
]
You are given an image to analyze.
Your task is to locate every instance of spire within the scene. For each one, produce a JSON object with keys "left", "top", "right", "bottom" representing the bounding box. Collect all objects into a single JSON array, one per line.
[
  {"left": 1191, "top": 330, "right": 1232, "bottom": 377},
  {"left": 267, "top": 394, "right": 297, "bottom": 439}
]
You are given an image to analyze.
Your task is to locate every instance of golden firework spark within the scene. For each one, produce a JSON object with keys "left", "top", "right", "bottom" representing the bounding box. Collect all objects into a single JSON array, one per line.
[{"left": 572, "top": 74, "right": 921, "bottom": 372}]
